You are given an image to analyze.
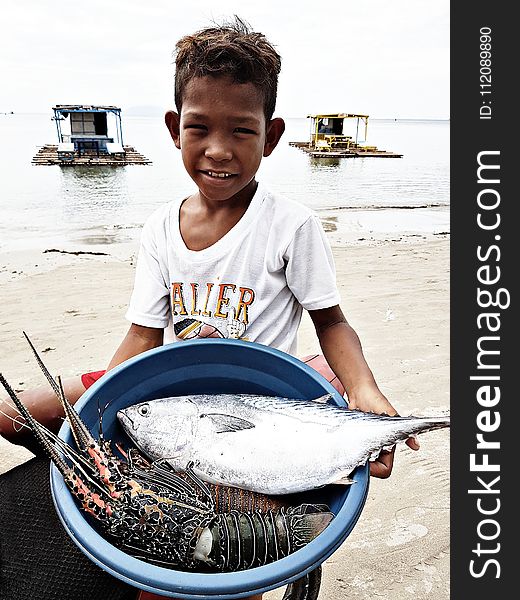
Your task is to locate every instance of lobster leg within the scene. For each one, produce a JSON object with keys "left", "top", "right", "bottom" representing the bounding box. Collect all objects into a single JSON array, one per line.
[{"left": 282, "top": 566, "right": 322, "bottom": 600}]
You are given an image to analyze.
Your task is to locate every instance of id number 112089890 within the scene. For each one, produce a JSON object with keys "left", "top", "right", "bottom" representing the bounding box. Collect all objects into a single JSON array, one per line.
[{"left": 480, "top": 26, "right": 492, "bottom": 120}]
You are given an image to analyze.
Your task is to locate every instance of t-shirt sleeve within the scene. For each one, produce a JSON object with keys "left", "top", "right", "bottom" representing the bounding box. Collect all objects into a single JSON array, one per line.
[
  {"left": 125, "top": 215, "right": 171, "bottom": 328},
  {"left": 283, "top": 214, "right": 341, "bottom": 310}
]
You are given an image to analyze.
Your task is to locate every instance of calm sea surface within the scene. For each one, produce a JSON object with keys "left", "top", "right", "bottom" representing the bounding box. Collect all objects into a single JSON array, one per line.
[{"left": 0, "top": 114, "right": 449, "bottom": 252}]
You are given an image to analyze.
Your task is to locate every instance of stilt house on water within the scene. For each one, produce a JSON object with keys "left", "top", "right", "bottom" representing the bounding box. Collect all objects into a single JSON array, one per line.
[
  {"left": 289, "top": 113, "right": 402, "bottom": 158},
  {"left": 32, "top": 105, "right": 151, "bottom": 165}
]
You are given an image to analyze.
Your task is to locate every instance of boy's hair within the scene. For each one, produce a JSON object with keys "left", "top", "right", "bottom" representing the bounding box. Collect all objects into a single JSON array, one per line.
[{"left": 174, "top": 16, "right": 281, "bottom": 120}]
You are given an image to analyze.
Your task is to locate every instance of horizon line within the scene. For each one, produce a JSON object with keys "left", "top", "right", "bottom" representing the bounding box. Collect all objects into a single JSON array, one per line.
[{"left": 1, "top": 110, "right": 450, "bottom": 122}]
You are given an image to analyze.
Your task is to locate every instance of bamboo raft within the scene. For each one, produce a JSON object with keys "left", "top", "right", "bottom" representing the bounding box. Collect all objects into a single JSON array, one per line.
[
  {"left": 32, "top": 145, "right": 151, "bottom": 166},
  {"left": 289, "top": 141, "right": 402, "bottom": 158},
  {"left": 293, "top": 114, "right": 403, "bottom": 158}
]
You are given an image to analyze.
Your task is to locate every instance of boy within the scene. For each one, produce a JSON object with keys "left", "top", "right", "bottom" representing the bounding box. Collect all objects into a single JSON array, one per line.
[{"left": 1, "top": 16, "right": 417, "bottom": 600}]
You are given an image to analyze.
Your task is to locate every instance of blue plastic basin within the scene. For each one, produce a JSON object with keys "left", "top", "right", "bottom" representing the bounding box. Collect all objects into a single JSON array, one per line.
[{"left": 50, "top": 339, "right": 369, "bottom": 598}]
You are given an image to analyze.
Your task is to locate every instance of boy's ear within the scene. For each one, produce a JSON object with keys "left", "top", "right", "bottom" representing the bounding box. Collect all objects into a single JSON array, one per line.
[
  {"left": 263, "top": 118, "right": 285, "bottom": 157},
  {"left": 165, "top": 110, "right": 181, "bottom": 149}
]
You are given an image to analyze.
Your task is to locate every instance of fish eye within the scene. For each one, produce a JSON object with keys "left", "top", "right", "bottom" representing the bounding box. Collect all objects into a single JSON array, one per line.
[{"left": 138, "top": 404, "right": 150, "bottom": 417}]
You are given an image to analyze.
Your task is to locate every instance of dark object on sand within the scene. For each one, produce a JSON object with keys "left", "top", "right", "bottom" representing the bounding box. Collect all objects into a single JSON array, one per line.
[{"left": 0, "top": 456, "right": 136, "bottom": 600}]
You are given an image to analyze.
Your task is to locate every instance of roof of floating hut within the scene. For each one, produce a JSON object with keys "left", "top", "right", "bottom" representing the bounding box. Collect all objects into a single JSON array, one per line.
[
  {"left": 307, "top": 113, "right": 369, "bottom": 119},
  {"left": 53, "top": 104, "right": 121, "bottom": 112},
  {"left": 306, "top": 113, "right": 370, "bottom": 145},
  {"left": 51, "top": 103, "right": 126, "bottom": 154}
]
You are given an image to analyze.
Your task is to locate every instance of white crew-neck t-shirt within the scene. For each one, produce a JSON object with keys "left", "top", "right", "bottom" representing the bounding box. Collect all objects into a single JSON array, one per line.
[{"left": 126, "top": 182, "right": 341, "bottom": 355}]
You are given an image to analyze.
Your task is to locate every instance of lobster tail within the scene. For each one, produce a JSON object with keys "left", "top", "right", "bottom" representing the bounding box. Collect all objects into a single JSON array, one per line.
[
  {"left": 195, "top": 504, "right": 333, "bottom": 571},
  {"left": 285, "top": 504, "right": 334, "bottom": 548}
]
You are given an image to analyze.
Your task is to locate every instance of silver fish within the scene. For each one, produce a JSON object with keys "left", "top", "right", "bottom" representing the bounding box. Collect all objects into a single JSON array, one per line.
[{"left": 117, "top": 394, "right": 450, "bottom": 495}]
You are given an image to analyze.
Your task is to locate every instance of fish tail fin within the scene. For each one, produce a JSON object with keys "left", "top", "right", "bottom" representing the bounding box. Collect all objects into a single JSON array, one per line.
[
  {"left": 380, "top": 414, "right": 450, "bottom": 447},
  {"left": 357, "top": 414, "right": 450, "bottom": 462},
  {"left": 406, "top": 415, "right": 450, "bottom": 435}
]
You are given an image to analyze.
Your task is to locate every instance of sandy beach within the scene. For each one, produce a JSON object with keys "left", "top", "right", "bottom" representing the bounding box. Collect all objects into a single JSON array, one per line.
[{"left": 0, "top": 233, "right": 450, "bottom": 599}]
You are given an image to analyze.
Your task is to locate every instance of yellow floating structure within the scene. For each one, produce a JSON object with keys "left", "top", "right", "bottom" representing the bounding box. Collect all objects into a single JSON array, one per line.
[{"left": 289, "top": 113, "right": 402, "bottom": 158}]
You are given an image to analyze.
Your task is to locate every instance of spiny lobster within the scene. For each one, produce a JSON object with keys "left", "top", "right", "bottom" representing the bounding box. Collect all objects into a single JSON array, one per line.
[{"left": 0, "top": 334, "right": 333, "bottom": 599}]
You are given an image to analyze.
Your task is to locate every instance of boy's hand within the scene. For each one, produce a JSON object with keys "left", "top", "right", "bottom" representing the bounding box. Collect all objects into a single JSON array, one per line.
[
  {"left": 347, "top": 386, "right": 420, "bottom": 479},
  {"left": 308, "top": 306, "right": 420, "bottom": 479}
]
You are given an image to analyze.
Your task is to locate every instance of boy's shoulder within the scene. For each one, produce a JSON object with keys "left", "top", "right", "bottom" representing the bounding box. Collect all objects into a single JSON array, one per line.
[
  {"left": 261, "top": 184, "right": 316, "bottom": 228},
  {"left": 141, "top": 197, "right": 182, "bottom": 230}
]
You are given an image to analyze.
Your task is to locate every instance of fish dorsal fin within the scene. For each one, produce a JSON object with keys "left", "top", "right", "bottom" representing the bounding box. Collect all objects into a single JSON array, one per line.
[
  {"left": 312, "top": 393, "right": 335, "bottom": 404},
  {"left": 203, "top": 413, "right": 255, "bottom": 433}
]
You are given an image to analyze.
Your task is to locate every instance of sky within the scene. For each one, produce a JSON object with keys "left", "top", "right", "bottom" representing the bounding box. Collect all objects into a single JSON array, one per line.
[{"left": 0, "top": 0, "right": 449, "bottom": 119}]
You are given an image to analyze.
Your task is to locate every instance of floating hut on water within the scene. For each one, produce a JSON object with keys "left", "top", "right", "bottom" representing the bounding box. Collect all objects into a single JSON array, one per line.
[
  {"left": 289, "top": 113, "right": 402, "bottom": 158},
  {"left": 32, "top": 105, "right": 151, "bottom": 166}
]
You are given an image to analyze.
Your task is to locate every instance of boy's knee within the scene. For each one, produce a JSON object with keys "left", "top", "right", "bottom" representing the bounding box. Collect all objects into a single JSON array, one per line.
[
  {"left": 0, "top": 386, "right": 62, "bottom": 441},
  {"left": 0, "top": 396, "right": 20, "bottom": 442},
  {"left": 0, "top": 401, "right": 33, "bottom": 450}
]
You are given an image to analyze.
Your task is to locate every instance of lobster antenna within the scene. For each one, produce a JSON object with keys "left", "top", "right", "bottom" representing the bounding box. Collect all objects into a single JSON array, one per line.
[
  {"left": 22, "top": 334, "right": 106, "bottom": 452},
  {"left": 0, "top": 373, "right": 70, "bottom": 475},
  {"left": 0, "top": 398, "right": 68, "bottom": 448},
  {"left": 132, "top": 459, "right": 205, "bottom": 500},
  {"left": 182, "top": 461, "right": 215, "bottom": 504},
  {"left": 55, "top": 375, "right": 92, "bottom": 451},
  {"left": 22, "top": 331, "right": 61, "bottom": 398},
  {"left": 0, "top": 406, "right": 91, "bottom": 475},
  {"left": 0, "top": 380, "right": 112, "bottom": 500},
  {"left": 22, "top": 332, "right": 94, "bottom": 447},
  {"left": 97, "top": 400, "right": 111, "bottom": 442},
  {"left": 23, "top": 333, "right": 91, "bottom": 444}
]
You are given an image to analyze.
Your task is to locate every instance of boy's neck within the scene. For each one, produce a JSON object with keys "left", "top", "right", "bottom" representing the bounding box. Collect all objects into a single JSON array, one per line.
[
  {"left": 180, "top": 179, "right": 259, "bottom": 252},
  {"left": 193, "top": 178, "right": 258, "bottom": 213}
]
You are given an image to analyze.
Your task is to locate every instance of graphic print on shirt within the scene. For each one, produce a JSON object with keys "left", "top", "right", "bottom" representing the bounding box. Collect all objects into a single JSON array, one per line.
[{"left": 170, "top": 281, "right": 254, "bottom": 341}]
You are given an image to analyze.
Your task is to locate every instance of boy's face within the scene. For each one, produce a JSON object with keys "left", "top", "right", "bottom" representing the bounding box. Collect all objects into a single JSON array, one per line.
[{"left": 165, "top": 76, "right": 284, "bottom": 203}]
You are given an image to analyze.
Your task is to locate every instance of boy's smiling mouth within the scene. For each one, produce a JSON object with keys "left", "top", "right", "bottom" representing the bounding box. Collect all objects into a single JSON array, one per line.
[{"left": 201, "top": 170, "right": 236, "bottom": 179}]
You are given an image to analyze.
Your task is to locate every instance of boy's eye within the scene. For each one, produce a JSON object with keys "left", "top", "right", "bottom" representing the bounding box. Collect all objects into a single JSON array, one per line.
[
  {"left": 234, "top": 127, "right": 256, "bottom": 135},
  {"left": 185, "top": 124, "right": 207, "bottom": 130}
]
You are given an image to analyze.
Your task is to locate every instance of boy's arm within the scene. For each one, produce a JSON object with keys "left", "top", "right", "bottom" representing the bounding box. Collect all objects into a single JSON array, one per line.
[
  {"left": 106, "top": 324, "right": 164, "bottom": 371},
  {"left": 309, "top": 305, "right": 419, "bottom": 479}
]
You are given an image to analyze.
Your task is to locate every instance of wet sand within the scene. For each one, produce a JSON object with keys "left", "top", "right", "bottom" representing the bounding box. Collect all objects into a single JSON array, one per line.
[{"left": 0, "top": 234, "right": 450, "bottom": 599}]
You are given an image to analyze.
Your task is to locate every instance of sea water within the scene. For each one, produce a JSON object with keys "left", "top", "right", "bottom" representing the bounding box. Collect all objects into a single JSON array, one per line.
[{"left": 0, "top": 113, "right": 449, "bottom": 252}]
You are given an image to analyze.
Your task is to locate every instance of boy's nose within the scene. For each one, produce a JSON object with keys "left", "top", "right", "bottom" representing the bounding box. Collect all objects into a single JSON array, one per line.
[{"left": 204, "top": 135, "right": 233, "bottom": 162}]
